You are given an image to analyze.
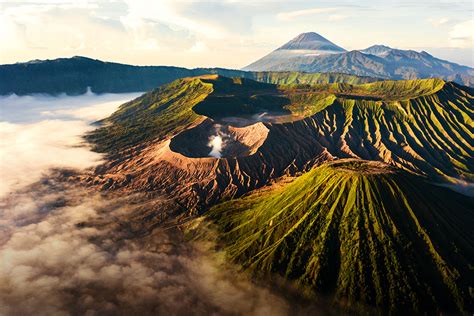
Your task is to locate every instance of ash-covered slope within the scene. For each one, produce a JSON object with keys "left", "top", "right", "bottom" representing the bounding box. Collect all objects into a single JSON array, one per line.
[
  {"left": 87, "top": 75, "right": 473, "bottom": 217},
  {"left": 243, "top": 32, "right": 474, "bottom": 87},
  {"left": 209, "top": 159, "right": 474, "bottom": 314}
]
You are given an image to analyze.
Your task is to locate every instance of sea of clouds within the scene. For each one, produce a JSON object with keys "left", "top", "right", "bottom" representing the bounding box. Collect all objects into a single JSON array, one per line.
[
  {"left": 0, "top": 92, "right": 325, "bottom": 315},
  {"left": 0, "top": 91, "right": 141, "bottom": 198}
]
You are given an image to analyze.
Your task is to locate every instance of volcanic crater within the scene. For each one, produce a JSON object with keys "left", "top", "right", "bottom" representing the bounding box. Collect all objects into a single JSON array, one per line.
[
  {"left": 79, "top": 72, "right": 474, "bottom": 315},
  {"left": 169, "top": 120, "right": 270, "bottom": 158},
  {"left": 87, "top": 75, "right": 473, "bottom": 215},
  {"left": 169, "top": 75, "right": 304, "bottom": 159}
]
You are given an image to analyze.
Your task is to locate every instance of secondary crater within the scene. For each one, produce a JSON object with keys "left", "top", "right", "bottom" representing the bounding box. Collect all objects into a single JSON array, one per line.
[{"left": 193, "top": 76, "right": 303, "bottom": 126}]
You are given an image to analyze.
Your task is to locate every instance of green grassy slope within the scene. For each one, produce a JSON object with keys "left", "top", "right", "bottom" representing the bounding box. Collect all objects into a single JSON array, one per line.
[
  {"left": 297, "top": 80, "right": 474, "bottom": 181},
  {"left": 248, "top": 71, "right": 377, "bottom": 85},
  {"left": 294, "top": 77, "right": 446, "bottom": 100},
  {"left": 87, "top": 77, "right": 213, "bottom": 152},
  {"left": 209, "top": 159, "right": 474, "bottom": 314},
  {"left": 278, "top": 78, "right": 449, "bottom": 117}
]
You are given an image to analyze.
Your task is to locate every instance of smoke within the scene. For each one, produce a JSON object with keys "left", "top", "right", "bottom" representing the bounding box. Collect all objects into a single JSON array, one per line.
[
  {"left": 208, "top": 125, "right": 229, "bottom": 158},
  {"left": 219, "top": 111, "right": 297, "bottom": 127},
  {"left": 251, "top": 112, "right": 268, "bottom": 121},
  {"left": 0, "top": 93, "right": 328, "bottom": 315},
  {"left": 208, "top": 135, "right": 224, "bottom": 158}
]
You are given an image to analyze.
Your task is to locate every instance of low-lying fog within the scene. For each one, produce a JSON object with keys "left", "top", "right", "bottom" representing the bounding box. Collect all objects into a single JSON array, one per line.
[
  {"left": 0, "top": 93, "right": 323, "bottom": 315},
  {"left": 0, "top": 91, "right": 142, "bottom": 198}
]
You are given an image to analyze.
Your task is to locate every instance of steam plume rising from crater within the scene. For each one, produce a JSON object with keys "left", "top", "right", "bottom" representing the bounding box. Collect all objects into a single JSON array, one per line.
[
  {"left": 207, "top": 125, "right": 231, "bottom": 158},
  {"left": 208, "top": 134, "right": 224, "bottom": 158}
]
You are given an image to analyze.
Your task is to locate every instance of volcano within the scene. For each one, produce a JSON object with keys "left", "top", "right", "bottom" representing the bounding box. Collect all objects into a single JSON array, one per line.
[
  {"left": 87, "top": 75, "right": 473, "bottom": 209},
  {"left": 244, "top": 32, "right": 346, "bottom": 73},
  {"left": 243, "top": 32, "right": 474, "bottom": 87},
  {"left": 278, "top": 32, "right": 346, "bottom": 52},
  {"left": 85, "top": 73, "right": 474, "bottom": 313}
]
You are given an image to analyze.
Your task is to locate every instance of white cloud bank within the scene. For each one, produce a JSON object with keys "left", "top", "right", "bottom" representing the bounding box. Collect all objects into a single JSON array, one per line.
[
  {"left": 0, "top": 92, "right": 140, "bottom": 198},
  {"left": 0, "top": 186, "right": 294, "bottom": 315},
  {"left": 0, "top": 120, "right": 100, "bottom": 198}
]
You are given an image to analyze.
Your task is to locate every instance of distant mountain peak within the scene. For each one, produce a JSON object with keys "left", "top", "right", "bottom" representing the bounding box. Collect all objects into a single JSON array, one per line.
[
  {"left": 244, "top": 32, "right": 473, "bottom": 86},
  {"left": 366, "top": 44, "right": 392, "bottom": 50},
  {"left": 361, "top": 45, "right": 393, "bottom": 56},
  {"left": 278, "top": 32, "right": 346, "bottom": 52},
  {"left": 287, "top": 32, "right": 331, "bottom": 43}
]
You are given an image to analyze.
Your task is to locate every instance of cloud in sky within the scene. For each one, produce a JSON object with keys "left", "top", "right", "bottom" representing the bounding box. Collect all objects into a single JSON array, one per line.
[
  {"left": 449, "top": 19, "right": 474, "bottom": 48},
  {"left": 428, "top": 17, "right": 450, "bottom": 27},
  {"left": 328, "top": 14, "right": 349, "bottom": 22},
  {"left": 0, "top": 0, "right": 472, "bottom": 67},
  {"left": 122, "top": 0, "right": 229, "bottom": 40},
  {"left": 277, "top": 7, "right": 337, "bottom": 21}
]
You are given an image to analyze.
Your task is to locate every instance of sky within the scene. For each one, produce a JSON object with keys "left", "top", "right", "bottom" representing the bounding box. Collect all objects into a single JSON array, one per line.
[{"left": 0, "top": 0, "right": 473, "bottom": 68}]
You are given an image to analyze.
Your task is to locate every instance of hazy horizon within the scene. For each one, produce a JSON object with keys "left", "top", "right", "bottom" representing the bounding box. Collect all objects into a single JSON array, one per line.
[{"left": 1, "top": 0, "right": 473, "bottom": 68}]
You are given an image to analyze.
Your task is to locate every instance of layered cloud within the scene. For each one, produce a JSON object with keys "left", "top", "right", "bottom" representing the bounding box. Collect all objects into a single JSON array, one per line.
[
  {"left": 0, "top": 185, "right": 294, "bottom": 315},
  {"left": 276, "top": 8, "right": 337, "bottom": 21},
  {"left": 0, "top": 120, "right": 101, "bottom": 198}
]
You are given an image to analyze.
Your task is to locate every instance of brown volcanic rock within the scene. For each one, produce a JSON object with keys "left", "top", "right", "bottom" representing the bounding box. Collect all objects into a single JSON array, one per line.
[
  {"left": 169, "top": 119, "right": 270, "bottom": 158},
  {"left": 87, "top": 76, "right": 473, "bottom": 219},
  {"left": 92, "top": 122, "right": 332, "bottom": 214}
]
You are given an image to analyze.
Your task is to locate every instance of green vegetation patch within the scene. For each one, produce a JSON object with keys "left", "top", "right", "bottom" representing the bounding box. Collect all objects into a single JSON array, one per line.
[
  {"left": 209, "top": 159, "right": 474, "bottom": 314},
  {"left": 248, "top": 71, "right": 378, "bottom": 85},
  {"left": 87, "top": 78, "right": 213, "bottom": 152}
]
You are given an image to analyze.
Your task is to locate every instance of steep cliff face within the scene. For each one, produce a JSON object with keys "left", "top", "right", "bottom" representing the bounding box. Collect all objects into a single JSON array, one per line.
[
  {"left": 87, "top": 76, "right": 472, "bottom": 211},
  {"left": 208, "top": 159, "right": 474, "bottom": 314}
]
